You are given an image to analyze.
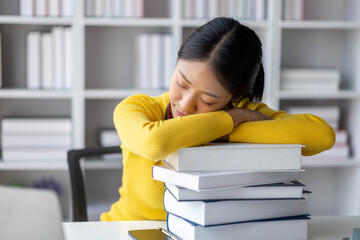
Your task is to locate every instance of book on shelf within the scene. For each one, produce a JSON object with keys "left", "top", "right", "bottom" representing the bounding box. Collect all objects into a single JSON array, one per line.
[
  {"left": 87, "top": 0, "right": 143, "bottom": 18},
  {"left": 0, "top": 33, "right": 2, "bottom": 88},
  {"left": 286, "top": 105, "right": 340, "bottom": 129},
  {"left": 167, "top": 213, "right": 309, "bottom": 240},
  {"left": 152, "top": 164, "right": 302, "bottom": 191},
  {"left": 164, "top": 143, "right": 303, "bottom": 171},
  {"left": 27, "top": 32, "right": 41, "bottom": 89},
  {"left": 165, "top": 181, "right": 307, "bottom": 201},
  {"left": 163, "top": 190, "right": 308, "bottom": 226},
  {"left": 41, "top": 33, "right": 53, "bottom": 89},
  {"left": 281, "top": 68, "right": 341, "bottom": 92},
  {"left": 97, "top": 129, "right": 121, "bottom": 147},
  {"left": 1, "top": 118, "right": 72, "bottom": 133},
  {"left": 283, "top": 0, "right": 304, "bottom": 20},
  {"left": 2, "top": 148, "right": 69, "bottom": 162},
  {"left": 20, "top": 0, "right": 34, "bottom": 16},
  {"left": 64, "top": 27, "right": 73, "bottom": 89},
  {"left": 1, "top": 134, "right": 72, "bottom": 148}
]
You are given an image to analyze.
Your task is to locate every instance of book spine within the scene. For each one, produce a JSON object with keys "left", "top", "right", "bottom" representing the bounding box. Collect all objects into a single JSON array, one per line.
[
  {"left": 41, "top": 32, "right": 54, "bottom": 89},
  {"left": 52, "top": 27, "right": 65, "bottom": 89},
  {"left": 208, "top": 0, "right": 219, "bottom": 19},
  {"left": 86, "top": 0, "right": 95, "bottom": 16},
  {"left": 20, "top": 0, "right": 34, "bottom": 16},
  {"left": 0, "top": 33, "right": 2, "bottom": 88},
  {"left": 64, "top": 27, "right": 73, "bottom": 89},
  {"left": 35, "top": 0, "right": 46, "bottom": 16},
  {"left": 27, "top": 32, "right": 41, "bottom": 89}
]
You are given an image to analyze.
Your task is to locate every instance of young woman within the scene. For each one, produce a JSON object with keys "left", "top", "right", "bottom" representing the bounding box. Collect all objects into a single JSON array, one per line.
[{"left": 100, "top": 17, "right": 335, "bottom": 221}]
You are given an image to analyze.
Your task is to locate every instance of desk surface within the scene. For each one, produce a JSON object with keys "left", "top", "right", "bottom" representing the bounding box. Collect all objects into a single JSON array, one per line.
[{"left": 63, "top": 216, "right": 360, "bottom": 240}]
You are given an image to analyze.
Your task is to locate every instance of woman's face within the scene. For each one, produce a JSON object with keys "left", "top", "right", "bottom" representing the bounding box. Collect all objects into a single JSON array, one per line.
[{"left": 169, "top": 59, "right": 232, "bottom": 118}]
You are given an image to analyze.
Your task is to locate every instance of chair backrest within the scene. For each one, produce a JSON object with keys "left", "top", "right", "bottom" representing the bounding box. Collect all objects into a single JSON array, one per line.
[
  {"left": 0, "top": 185, "right": 65, "bottom": 240},
  {"left": 67, "top": 146, "right": 122, "bottom": 222}
]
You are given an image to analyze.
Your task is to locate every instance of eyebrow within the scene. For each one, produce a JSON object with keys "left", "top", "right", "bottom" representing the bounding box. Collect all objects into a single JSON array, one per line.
[{"left": 178, "top": 69, "right": 222, "bottom": 99}]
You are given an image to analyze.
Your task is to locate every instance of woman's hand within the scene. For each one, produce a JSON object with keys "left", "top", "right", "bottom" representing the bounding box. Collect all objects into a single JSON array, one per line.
[{"left": 226, "top": 108, "right": 272, "bottom": 128}]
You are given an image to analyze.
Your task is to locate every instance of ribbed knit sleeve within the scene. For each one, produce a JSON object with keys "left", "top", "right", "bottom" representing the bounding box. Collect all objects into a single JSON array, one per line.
[
  {"left": 113, "top": 94, "right": 234, "bottom": 161},
  {"left": 229, "top": 99, "right": 336, "bottom": 156}
]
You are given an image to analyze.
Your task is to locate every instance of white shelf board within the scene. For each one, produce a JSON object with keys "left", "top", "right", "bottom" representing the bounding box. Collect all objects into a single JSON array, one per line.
[
  {"left": 181, "top": 19, "right": 269, "bottom": 28},
  {"left": 0, "top": 161, "right": 68, "bottom": 171},
  {"left": 280, "top": 20, "right": 360, "bottom": 29},
  {"left": 85, "top": 89, "right": 166, "bottom": 99},
  {"left": 279, "top": 90, "right": 360, "bottom": 100},
  {"left": 0, "top": 15, "right": 72, "bottom": 25},
  {"left": 0, "top": 89, "right": 72, "bottom": 99},
  {"left": 302, "top": 157, "right": 360, "bottom": 168},
  {"left": 84, "top": 17, "right": 173, "bottom": 27}
]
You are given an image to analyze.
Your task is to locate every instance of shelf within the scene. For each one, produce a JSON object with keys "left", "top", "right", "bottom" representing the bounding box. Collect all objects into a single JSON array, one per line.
[
  {"left": 280, "top": 20, "right": 360, "bottom": 30},
  {"left": 84, "top": 17, "right": 173, "bottom": 27},
  {"left": 85, "top": 89, "right": 166, "bottom": 99},
  {"left": 0, "top": 161, "right": 68, "bottom": 170},
  {"left": 0, "top": 89, "right": 72, "bottom": 99},
  {"left": 278, "top": 90, "right": 360, "bottom": 100},
  {"left": 181, "top": 19, "right": 269, "bottom": 28},
  {"left": 302, "top": 158, "right": 360, "bottom": 168},
  {"left": 0, "top": 15, "right": 72, "bottom": 25}
]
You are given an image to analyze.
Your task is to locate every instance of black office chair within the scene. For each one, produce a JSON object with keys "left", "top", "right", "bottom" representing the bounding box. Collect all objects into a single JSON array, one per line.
[{"left": 67, "top": 146, "right": 122, "bottom": 222}]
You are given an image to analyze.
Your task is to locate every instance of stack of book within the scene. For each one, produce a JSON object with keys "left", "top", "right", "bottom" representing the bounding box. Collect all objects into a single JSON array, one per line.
[
  {"left": 287, "top": 106, "right": 350, "bottom": 160},
  {"left": 281, "top": 68, "right": 341, "bottom": 92},
  {"left": 183, "top": 0, "right": 266, "bottom": 20},
  {"left": 1, "top": 118, "right": 72, "bottom": 162},
  {"left": 0, "top": 32, "right": 2, "bottom": 88},
  {"left": 153, "top": 143, "right": 310, "bottom": 240},
  {"left": 20, "top": 0, "right": 73, "bottom": 17},
  {"left": 136, "top": 33, "right": 174, "bottom": 90},
  {"left": 27, "top": 27, "right": 73, "bottom": 90},
  {"left": 85, "top": 0, "right": 144, "bottom": 18}
]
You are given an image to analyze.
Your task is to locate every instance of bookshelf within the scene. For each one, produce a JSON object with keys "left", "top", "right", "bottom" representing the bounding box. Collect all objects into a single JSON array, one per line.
[{"left": 0, "top": 0, "right": 359, "bottom": 219}]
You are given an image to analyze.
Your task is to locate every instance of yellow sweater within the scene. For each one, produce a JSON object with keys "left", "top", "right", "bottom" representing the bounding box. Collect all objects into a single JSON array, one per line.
[{"left": 100, "top": 92, "right": 335, "bottom": 221}]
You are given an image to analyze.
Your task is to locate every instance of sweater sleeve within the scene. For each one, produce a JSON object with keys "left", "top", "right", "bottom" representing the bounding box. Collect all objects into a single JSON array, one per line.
[
  {"left": 113, "top": 94, "right": 233, "bottom": 161},
  {"left": 229, "top": 99, "right": 336, "bottom": 156}
]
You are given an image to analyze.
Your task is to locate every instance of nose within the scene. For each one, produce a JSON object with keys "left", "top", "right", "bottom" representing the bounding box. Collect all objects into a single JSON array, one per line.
[{"left": 179, "top": 92, "right": 197, "bottom": 114}]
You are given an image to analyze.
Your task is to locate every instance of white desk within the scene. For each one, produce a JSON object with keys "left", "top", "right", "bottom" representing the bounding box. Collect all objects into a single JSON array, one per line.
[{"left": 63, "top": 216, "right": 360, "bottom": 240}]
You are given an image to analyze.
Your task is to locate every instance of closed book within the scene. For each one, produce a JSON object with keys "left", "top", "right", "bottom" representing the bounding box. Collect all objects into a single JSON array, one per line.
[
  {"left": 281, "top": 68, "right": 340, "bottom": 87},
  {"left": 64, "top": 27, "right": 73, "bottom": 89},
  {"left": 165, "top": 181, "right": 306, "bottom": 201},
  {"left": 20, "top": 0, "right": 34, "bottom": 16},
  {"left": 49, "top": 0, "right": 60, "bottom": 16},
  {"left": 35, "top": 0, "right": 46, "bottom": 16},
  {"left": 1, "top": 134, "right": 72, "bottom": 148},
  {"left": 136, "top": 34, "right": 151, "bottom": 89},
  {"left": 1, "top": 118, "right": 71, "bottom": 133},
  {"left": 0, "top": 33, "right": 2, "bottom": 88},
  {"left": 52, "top": 27, "right": 65, "bottom": 89},
  {"left": 2, "top": 148, "right": 68, "bottom": 162},
  {"left": 152, "top": 164, "right": 302, "bottom": 191},
  {"left": 98, "top": 129, "right": 121, "bottom": 146},
  {"left": 27, "top": 32, "right": 41, "bottom": 89},
  {"left": 164, "top": 190, "right": 308, "bottom": 226},
  {"left": 164, "top": 143, "right": 302, "bottom": 171},
  {"left": 86, "top": 0, "right": 96, "bottom": 16},
  {"left": 167, "top": 213, "right": 309, "bottom": 240},
  {"left": 208, "top": 0, "right": 219, "bottom": 18},
  {"left": 62, "top": 0, "right": 73, "bottom": 16},
  {"left": 150, "top": 34, "right": 162, "bottom": 89},
  {"left": 41, "top": 32, "right": 54, "bottom": 89}
]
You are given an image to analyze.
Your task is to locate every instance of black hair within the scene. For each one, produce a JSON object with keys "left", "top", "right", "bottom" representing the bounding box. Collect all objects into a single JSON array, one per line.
[{"left": 178, "top": 17, "right": 264, "bottom": 102}]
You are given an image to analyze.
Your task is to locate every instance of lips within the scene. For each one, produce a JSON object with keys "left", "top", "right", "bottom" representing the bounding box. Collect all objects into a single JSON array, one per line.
[{"left": 176, "top": 109, "right": 185, "bottom": 117}]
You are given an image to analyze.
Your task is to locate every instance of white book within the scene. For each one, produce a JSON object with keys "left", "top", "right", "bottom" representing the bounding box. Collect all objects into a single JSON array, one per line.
[
  {"left": 123, "top": 0, "right": 133, "bottom": 17},
  {"left": 254, "top": 0, "right": 265, "bottom": 20},
  {"left": 52, "top": 27, "right": 65, "bottom": 89},
  {"left": 136, "top": 34, "right": 151, "bottom": 89},
  {"left": 2, "top": 148, "right": 68, "bottom": 162},
  {"left": 1, "top": 135, "right": 72, "bottom": 148},
  {"left": 20, "top": 0, "right": 34, "bottom": 16},
  {"left": 164, "top": 190, "right": 308, "bottom": 226},
  {"left": 95, "top": 0, "right": 104, "bottom": 17},
  {"left": 283, "top": 0, "right": 294, "bottom": 20},
  {"left": 281, "top": 82, "right": 340, "bottom": 92},
  {"left": 165, "top": 181, "right": 306, "bottom": 201},
  {"left": 195, "top": 0, "right": 207, "bottom": 19},
  {"left": 165, "top": 143, "right": 303, "bottom": 172},
  {"left": 150, "top": 34, "right": 162, "bottom": 89},
  {"left": 238, "top": 0, "right": 247, "bottom": 19},
  {"left": 27, "top": 31, "right": 41, "bottom": 89},
  {"left": 49, "top": 0, "right": 60, "bottom": 16},
  {"left": 62, "top": 0, "right": 73, "bottom": 17},
  {"left": 35, "top": 0, "right": 46, "bottom": 16},
  {"left": 281, "top": 68, "right": 341, "bottom": 82},
  {"left": 1, "top": 118, "right": 72, "bottom": 133},
  {"left": 41, "top": 32, "right": 54, "bottom": 89},
  {"left": 335, "top": 129, "right": 348, "bottom": 143},
  {"left": 286, "top": 106, "right": 340, "bottom": 124},
  {"left": 104, "top": 0, "right": 112, "bottom": 17},
  {"left": 167, "top": 214, "right": 309, "bottom": 240},
  {"left": 135, "top": 0, "right": 144, "bottom": 18},
  {"left": 163, "top": 34, "right": 173, "bottom": 89},
  {"left": 152, "top": 164, "right": 302, "bottom": 191},
  {"left": 113, "top": 0, "right": 123, "bottom": 17},
  {"left": 293, "top": 0, "right": 304, "bottom": 20},
  {"left": 208, "top": 0, "right": 219, "bottom": 19},
  {"left": 246, "top": 0, "right": 256, "bottom": 19},
  {"left": 183, "top": 0, "right": 192, "bottom": 18},
  {"left": 64, "top": 27, "right": 73, "bottom": 89},
  {"left": 220, "top": 0, "right": 230, "bottom": 17},
  {"left": 98, "top": 129, "right": 121, "bottom": 146},
  {"left": 86, "top": 0, "right": 96, "bottom": 16}
]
